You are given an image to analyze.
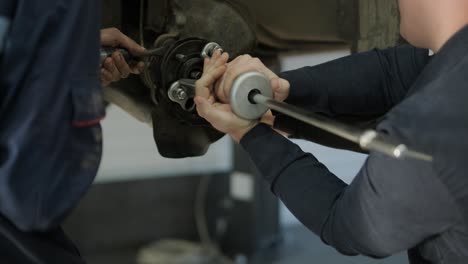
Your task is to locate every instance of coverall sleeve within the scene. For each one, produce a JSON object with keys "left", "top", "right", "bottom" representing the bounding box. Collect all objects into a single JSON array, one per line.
[
  {"left": 240, "top": 124, "right": 459, "bottom": 258},
  {"left": 274, "top": 45, "right": 430, "bottom": 151}
]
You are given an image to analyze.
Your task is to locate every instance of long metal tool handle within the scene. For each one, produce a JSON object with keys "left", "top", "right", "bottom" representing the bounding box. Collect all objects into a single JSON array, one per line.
[
  {"left": 100, "top": 47, "right": 165, "bottom": 65},
  {"left": 252, "top": 93, "right": 433, "bottom": 162}
]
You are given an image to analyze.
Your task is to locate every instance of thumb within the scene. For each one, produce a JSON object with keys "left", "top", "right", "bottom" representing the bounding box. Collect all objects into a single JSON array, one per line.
[
  {"left": 270, "top": 78, "right": 289, "bottom": 101},
  {"left": 195, "top": 96, "right": 228, "bottom": 130},
  {"left": 194, "top": 96, "right": 213, "bottom": 119}
]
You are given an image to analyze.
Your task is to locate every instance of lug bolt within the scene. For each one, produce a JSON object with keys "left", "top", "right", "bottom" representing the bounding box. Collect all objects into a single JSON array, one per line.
[{"left": 175, "top": 89, "right": 187, "bottom": 100}]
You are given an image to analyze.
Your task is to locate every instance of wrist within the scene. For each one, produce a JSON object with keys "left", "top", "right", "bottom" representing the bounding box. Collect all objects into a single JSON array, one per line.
[{"left": 229, "top": 122, "right": 258, "bottom": 143}]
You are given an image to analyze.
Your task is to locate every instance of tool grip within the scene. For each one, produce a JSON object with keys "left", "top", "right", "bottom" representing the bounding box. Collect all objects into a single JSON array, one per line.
[{"left": 100, "top": 47, "right": 136, "bottom": 65}]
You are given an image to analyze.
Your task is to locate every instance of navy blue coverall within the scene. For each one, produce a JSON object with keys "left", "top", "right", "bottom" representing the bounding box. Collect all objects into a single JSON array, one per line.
[{"left": 0, "top": 1, "right": 104, "bottom": 262}]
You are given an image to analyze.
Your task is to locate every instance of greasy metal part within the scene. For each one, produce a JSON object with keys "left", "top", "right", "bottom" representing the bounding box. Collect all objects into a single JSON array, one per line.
[
  {"left": 168, "top": 0, "right": 256, "bottom": 58},
  {"left": 151, "top": 108, "right": 223, "bottom": 158},
  {"left": 201, "top": 42, "right": 223, "bottom": 59},
  {"left": 147, "top": 37, "right": 225, "bottom": 158},
  {"left": 145, "top": 47, "right": 167, "bottom": 56},
  {"left": 231, "top": 72, "right": 433, "bottom": 162},
  {"left": 165, "top": 41, "right": 224, "bottom": 112},
  {"left": 140, "top": 33, "right": 180, "bottom": 104},
  {"left": 100, "top": 0, "right": 256, "bottom": 158},
  {"left": 152, "top": 38, "right": 206, "bottom": 117},
  {"left": 166, "top": 42, "right": 223, "bottom": 112},
  {"left": 168, "top": 79, "right": 196, "bottom": 111}
]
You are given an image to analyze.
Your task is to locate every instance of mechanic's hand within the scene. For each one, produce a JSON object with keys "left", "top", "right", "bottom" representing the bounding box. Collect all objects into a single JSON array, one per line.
[
  {"left": 214, "top": 55, "right": 290, "bottom": 104},
  {"left": 100, "top": 28, "right": 146, "bottom": 87},
  {"left": 213, "top": 55, "right": 290, "bottom": 129},
  {"left": 195, "top": 50, "right": 258, "bottom": 142}
]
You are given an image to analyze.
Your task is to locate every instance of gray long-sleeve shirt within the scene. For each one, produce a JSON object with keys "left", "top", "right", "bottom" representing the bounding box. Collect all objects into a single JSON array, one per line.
[{"left": 240, "top": 25, "right": 468, "bottom": 264}]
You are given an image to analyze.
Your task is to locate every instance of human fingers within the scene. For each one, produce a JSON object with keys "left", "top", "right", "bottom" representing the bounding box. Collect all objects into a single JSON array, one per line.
[
  {"left": 270, "top": 78, "right": 290, "bottom": 102},
  {"left": 112, "top": 52, "right": 131, "bottom": 78},
  {"left": 130, "top": 61, "right": 146, "bottom": 74},
  {"left": 101, "top": 69, "right": 113, "bottom": 86},
  {"left": 103, "top": 57, "right": 121, "bottom": 82},
  {"left": 195, "top": 65, "right": 227, "bottom": 99}
]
